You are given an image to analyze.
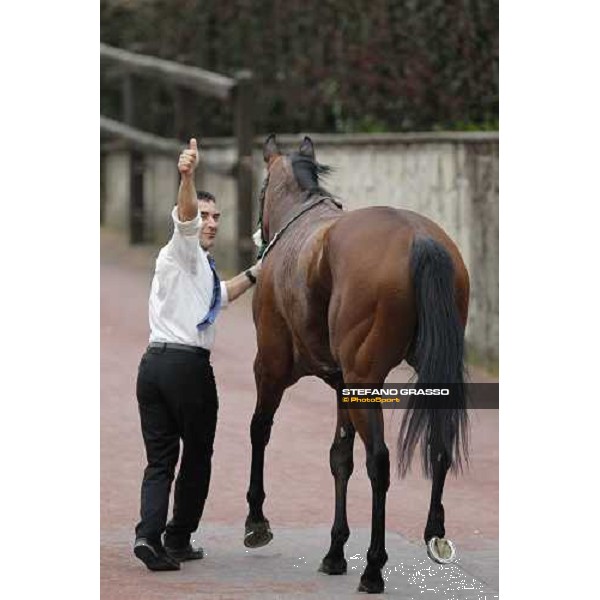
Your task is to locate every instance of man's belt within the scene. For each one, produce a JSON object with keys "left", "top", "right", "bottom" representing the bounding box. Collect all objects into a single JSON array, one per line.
[{"left": 147, "top": 342, "right": 210, "bottom": 358}]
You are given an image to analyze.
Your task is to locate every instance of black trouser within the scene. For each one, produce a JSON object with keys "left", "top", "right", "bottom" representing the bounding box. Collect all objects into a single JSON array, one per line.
[{"left": 134, "top": 345, "right": 218, "bottom": 548}]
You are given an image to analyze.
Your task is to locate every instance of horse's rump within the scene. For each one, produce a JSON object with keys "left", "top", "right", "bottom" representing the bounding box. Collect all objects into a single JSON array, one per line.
[
  {"left": 320, "top": 207, "right": 468, "bottom": 381},
  {"left": 324, "top": 206, "right": 467, "bottom": 291}
]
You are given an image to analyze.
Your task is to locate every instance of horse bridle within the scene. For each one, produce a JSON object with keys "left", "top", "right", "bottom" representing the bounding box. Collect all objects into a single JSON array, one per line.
[
  {"left": 258, "top": 194, "right": 342, "bottom": 260},
  {"left": 257, "top": 154, "right": 285, "bottom": 251},
  {"left": 256, "top": 155, "right": 342, "bottom": 260},
  {"left": 256, "top": 173, "right": 270, "bottom": 254}
]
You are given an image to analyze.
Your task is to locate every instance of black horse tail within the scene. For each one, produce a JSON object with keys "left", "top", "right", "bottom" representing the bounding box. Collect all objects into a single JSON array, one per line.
[{"left": 397, "top": 236, "right": 469, "bottom": 478}]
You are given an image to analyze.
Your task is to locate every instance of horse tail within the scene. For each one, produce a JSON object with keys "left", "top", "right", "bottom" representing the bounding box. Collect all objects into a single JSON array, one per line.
[{"left": 397, "top": 236, "right": 469, "bottom": 478}]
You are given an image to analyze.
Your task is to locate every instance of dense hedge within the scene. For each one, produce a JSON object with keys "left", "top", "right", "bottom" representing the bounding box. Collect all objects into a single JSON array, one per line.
[{"left": 101, "top": 0, "right": 498, "bottom": 137}]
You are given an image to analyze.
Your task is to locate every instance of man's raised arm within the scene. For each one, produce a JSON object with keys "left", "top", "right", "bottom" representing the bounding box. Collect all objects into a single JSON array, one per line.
[{"left": 177, "top": 138, "right": 200, "bottom": 222}]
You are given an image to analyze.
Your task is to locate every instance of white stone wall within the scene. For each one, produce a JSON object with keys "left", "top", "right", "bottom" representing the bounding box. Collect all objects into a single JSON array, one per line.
[
  {"left": 142, "top": 154, "right": 179, "bottom": 244},
  {"left": 101, "top": 133, "right": 498, "bottom": 364},
  {"left": 103, "top": 151, "right": 130, "bottom": 233}
]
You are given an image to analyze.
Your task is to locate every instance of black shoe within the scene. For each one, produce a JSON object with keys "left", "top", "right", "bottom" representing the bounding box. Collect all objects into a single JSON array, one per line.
[
  {"left": 164, "top": 543, "right": 204, "bottom": 562},
  {"left": 134, "top": 538, "right": 180, "bottom": 571}
]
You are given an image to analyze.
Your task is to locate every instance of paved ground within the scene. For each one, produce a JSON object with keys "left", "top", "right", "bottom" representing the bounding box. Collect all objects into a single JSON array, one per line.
[{"left": 100, "top": 229, "right": 499, "bottom": 599}]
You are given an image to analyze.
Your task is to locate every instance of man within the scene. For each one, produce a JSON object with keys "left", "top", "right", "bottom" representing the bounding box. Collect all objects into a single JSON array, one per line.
[{"left": 133, "top": 138, "right": 260, "bottom": 571}]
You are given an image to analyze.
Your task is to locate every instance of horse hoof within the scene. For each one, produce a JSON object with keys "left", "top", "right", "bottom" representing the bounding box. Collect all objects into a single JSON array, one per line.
[
  {"left": 318, "top": 556, "right": 347, "bottom": 575},
  {"left": 427, "top": 537, "right": 456, "bottom": 564},
  {"left": 244, "top": 519, "right": 273, "bottom": 548},
  {"left": 357, "top": 576, "right": 385, "bottom": 594}
]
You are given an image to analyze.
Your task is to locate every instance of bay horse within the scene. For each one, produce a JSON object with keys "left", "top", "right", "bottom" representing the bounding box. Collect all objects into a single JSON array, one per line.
[{"left": 244, "top": 134, "right": 470, "bottom": 594}]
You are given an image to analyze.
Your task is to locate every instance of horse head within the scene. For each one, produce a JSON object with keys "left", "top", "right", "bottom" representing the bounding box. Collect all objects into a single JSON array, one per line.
[{"left": 257, "top": 134, "right": 331, "bottom": 251}]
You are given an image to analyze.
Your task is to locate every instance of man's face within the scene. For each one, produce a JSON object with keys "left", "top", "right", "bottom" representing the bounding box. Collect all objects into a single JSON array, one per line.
[{"left": 198, "top": 199, "right": 221, "bottom": 251}]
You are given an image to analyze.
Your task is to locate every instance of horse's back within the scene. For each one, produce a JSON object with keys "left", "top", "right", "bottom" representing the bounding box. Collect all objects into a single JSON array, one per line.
[
  {"left": 328, "top": 206, "right": 463, "bottom": 256},
  {"left": 325, "top": 207, "right": 468, "bottom": 298}
]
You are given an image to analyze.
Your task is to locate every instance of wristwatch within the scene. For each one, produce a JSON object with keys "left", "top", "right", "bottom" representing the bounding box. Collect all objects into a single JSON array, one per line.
[{"left": 244, "top": 268, "right": 257, "bottom": 285}]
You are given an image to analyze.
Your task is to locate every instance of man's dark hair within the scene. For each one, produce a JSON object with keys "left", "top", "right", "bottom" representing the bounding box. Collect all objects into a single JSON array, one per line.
[{"left": 197, "top": 191, "right": 216, "bottom": 202}]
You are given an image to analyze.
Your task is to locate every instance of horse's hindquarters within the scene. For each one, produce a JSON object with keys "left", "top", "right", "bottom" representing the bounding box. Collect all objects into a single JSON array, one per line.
[{"left": 324, "top": 209, "right": 419, "bottom": 381}]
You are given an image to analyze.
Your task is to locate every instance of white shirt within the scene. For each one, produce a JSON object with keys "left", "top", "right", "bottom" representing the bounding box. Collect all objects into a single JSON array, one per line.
[{"left": 148, "top": 207, "right": 229, "bottom": 349}]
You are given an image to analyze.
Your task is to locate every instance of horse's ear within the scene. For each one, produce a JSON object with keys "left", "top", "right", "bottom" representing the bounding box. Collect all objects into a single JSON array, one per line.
[
  {"left": 263, "top": 134, "right": 280, "bottom": 163},
  {"left": 299, "top": 136, "right": 315, "bottom": 159}
]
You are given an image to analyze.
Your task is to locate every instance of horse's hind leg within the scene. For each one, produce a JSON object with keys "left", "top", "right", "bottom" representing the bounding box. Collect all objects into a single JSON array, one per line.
[
  {"left": 319, "top": 405, "right": 355, "bottom": 575},
  {"left": 424, "top": 440, "right": 456, "bottom": 563},
  {"left": 348, "top": 400, "right": 389, "bottom": 594}
]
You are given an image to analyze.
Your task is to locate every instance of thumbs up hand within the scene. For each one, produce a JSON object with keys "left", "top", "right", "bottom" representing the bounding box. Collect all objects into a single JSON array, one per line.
[{"left": 178, "top": 137, "right": 200, "bottom": 177}]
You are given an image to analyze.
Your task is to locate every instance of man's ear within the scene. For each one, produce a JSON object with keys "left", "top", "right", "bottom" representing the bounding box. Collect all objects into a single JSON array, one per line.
[
  {"left": 263, "top": 134, "right": 280, "bottom": 163},
  {"left": 298, "top": 136, "right": 315, "bottom": 160}
]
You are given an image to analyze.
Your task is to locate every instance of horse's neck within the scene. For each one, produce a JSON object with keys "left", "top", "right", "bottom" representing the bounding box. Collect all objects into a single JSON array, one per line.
[{"left": 268, "top": 192, "right": 307, "bottom": 234}]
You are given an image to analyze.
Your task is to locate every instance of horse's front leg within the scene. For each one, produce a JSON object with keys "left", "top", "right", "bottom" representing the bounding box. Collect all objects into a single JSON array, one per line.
[
  {"left": 244, "top": 360, "right": 286, "bottom": 548},
  {"left": 319, "top": 406, "right": 355, "bottom": 575}
]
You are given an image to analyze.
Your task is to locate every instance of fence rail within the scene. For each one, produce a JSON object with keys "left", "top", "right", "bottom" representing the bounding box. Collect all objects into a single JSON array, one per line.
[
  {"left": 100, "top": 44, "right": 253, "bottom": 268},
  {"left": 100, "top": 43, "right": 235, "bottom": 100},
  {"left": 100, "top": 116, "right": 236, "bottom": 176}
]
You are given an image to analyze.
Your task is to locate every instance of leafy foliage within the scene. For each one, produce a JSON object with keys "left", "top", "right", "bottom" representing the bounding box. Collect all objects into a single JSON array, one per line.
[{"left": 101, "top": 0, "right": 498, "bottom": 137}]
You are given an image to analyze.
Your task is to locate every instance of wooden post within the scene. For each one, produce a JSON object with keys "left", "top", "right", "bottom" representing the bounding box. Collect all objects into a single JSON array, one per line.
[
  {"left": 173, "top": 87, "right": 196, "bottom": 142},
  {"left": 122, "top": 73, "right": 145, "bottom": 244},
  {"left": 233, "top": 70, "right": 254, "bottom": 270},
  {"left": 100, "top": 150, "right": 106, "bottom": 225}
]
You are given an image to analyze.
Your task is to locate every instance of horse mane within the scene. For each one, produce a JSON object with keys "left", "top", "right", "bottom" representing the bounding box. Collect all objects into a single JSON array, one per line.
[{"left": 290, "top": 153, "right": 333, "bottom": 198}]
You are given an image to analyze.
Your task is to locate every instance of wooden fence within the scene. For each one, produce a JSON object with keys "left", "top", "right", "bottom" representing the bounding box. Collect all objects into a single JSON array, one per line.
[{"left": 100, "top": 43, "right": 254, "bottom": 269}]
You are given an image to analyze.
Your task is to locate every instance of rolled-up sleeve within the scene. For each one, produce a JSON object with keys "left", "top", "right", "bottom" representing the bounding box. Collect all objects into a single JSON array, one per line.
[
  {"left": 172, "top": 206, "right": 200, "bottom": 236},
  {"left": 164, "top": 206, "right": 201, "bottom": 269}
]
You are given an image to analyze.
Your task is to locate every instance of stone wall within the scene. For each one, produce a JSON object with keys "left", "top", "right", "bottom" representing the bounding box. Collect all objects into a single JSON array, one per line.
[{"left": 101, "top": 132, "right": 498, "bottom": 365}]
